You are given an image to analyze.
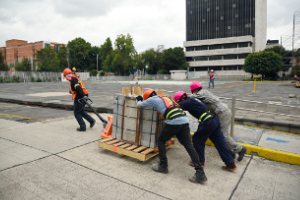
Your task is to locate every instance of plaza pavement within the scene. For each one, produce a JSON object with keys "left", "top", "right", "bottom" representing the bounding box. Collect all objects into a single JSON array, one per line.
[
  {"left": 0, "top": 113, "right": 300, "bottom": 200},
  {"left": 0, "top": 80, "right": 299, "bottom": 133}
]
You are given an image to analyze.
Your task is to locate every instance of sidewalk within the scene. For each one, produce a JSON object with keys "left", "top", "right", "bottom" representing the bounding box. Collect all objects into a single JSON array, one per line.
[{"left": 0, "top": 113, "right": 299, "bottom": 200}]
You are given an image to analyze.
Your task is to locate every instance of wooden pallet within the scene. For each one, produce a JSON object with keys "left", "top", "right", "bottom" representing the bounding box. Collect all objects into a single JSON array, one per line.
[{"left": 98, "top": 138, "right": 175, "bottom": 161}]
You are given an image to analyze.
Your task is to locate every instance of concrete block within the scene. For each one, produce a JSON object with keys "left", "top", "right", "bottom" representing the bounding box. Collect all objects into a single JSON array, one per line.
[
  {"left": 273, "top": 125, "right": 290, "bottom": 133},
  {"left": 290, "top": 127, "right": 300, "bottom": 134},
  {"left": 243, "top": 121, "right": 258, "bottom": 127}
]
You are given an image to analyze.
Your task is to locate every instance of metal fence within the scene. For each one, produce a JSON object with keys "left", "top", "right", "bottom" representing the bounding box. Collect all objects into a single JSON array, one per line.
[
  {"left": 0, "top": 71, "right": 62, "bottom": 83},
  {"left": 188, "top": 73, "right": 251, "bottom": 81},
  {"left": 90, "top": 74, "right": 171, "bottom": 82}
]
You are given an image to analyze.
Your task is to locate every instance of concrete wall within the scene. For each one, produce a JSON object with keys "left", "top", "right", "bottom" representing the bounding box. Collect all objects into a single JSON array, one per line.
[
  {"left": 185, "top": 47, "right": 253, "bottom": 57},
  {"left": 170, "top": 70, "right": 187, "bottom": 80},
  {"left": 184, "top": 36, "right": 253, "bottom": 47},
  {"left": 189, "top": 59, "right": 245, "bottom": 67}
]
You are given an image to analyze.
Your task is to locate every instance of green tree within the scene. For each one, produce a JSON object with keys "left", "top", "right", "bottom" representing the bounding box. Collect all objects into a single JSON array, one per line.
[
  {"left": 100, "top": 38, "right": 113, "bottom": 71},
  {"left": 292, "top": 65, "right": 300, "bottom": 76},
  {"left": 57, "top": 45, "right": 68, "bottom": 71},
  {"left": 15, "top": 57, "right": 32, "bottom": 71},
  {"left": 67, "top": 37, "right": 92, "bottom": 71},
  {"left": 111, "top": 34, "right": 136, "bottom": 75},
  {"left": 161, "top": 47, "right": 188, "bottom": 73},
  {"left": 143, "top": 48, "right": 162, "bottom": 74},
  {"left": 88, "top": 46, "right": 101, "bottom": 71},
  {"left": 244, "top": 51, "right": 282, "bottom": 77},
  {"left": 0, "top": 52, "right": 9, "bottom": 71},
  {"left": 36, "top": 47, "right": 61, "bottom": 72},
  {"left": 264, "top": 46, "right": 293, "bottom": 71}
]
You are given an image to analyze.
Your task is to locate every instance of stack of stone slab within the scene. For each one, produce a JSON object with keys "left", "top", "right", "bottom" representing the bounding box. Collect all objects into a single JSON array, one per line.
[{"left": 112, "top": 93, "right": 164, "bottom": 149}]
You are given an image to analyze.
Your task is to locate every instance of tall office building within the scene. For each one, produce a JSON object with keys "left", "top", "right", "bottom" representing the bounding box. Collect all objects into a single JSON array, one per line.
[{"left": 184, "top": 0, "right": 267, "bottom": 74}]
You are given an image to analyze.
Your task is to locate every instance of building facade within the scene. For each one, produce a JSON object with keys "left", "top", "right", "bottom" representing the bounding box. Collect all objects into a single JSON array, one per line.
[
  {"left": 184, "top": 0, "right": 267, "bottom": 75},
  {"left": 0, "top": 39, "right": 64, "bottom": 70}
]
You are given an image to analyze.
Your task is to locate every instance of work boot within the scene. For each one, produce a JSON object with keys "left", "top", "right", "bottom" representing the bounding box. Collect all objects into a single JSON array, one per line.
[
  {"left": 90, "top": 120, "right": 96, "bottom": 128},
  {"left": 152, "top": 163, "right": 168, "bottom": 174},
  {"left": 189, "top": 160, "right": 205, "bottom": 168},
  {"left": 222, "top": 163, "right": 237, "bottom": 172},
  {"left": 237, "top": 147, "right": 247, "bottom": 162},
  {"left": 189, "top": 170, "right": 207, "bottom": 184},
  {"left": 76, "top": 128, "right": 86, "bottom": 132}
]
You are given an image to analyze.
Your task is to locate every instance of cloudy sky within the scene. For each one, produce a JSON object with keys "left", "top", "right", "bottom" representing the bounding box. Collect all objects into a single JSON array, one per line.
[{"left": 0, "top": 0, "right": 299, "bottom": 52}]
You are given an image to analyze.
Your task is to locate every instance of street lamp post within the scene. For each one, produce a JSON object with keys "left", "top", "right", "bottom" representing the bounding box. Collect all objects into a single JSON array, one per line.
[{"left": 96, "top": 54, "right": 98, "bottom": 77}]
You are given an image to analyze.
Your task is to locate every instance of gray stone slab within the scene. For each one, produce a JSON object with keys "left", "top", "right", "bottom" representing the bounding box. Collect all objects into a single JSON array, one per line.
[
  {"left": 258, "top": 130, "right": 300, "bottom": 154},
  {"left": 231, "top": 156, "right": 300, "bottom": 200}
]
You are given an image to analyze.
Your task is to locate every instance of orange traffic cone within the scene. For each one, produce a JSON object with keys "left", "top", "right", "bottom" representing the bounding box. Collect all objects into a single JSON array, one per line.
[{"left": 101, "top": 116, "right": 113, "bottom": 138}]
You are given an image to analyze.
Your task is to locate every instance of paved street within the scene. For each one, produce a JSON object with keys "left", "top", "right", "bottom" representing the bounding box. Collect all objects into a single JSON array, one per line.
[{"left": 0, "top": 80, "right": 299, "bottom": 133}]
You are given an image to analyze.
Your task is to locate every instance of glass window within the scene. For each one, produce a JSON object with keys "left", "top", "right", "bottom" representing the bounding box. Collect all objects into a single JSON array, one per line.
[
  {"left": 224, "top": 43, "right": 237, "bottom": 49},
  {"left": 195, "top": 56, "right": 208, "bottom": 61},
  {"left": 209, "top": 55, "right": 222, "bottom": 60},
  {"left": 195, "top": 46, "right": 208, "bottom": 51},
  {"left": 238, "top": 42, "right": 249, "bottom": 48},
  {"left": 224, "top": 55, "right": 238, "bottom": 60},
  {"left": 209, "top": 44, "right": 223, "bottom": 50}
]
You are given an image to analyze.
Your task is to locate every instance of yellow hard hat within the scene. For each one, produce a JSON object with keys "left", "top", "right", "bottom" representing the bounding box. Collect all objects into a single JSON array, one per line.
[{"left": 72, "top": 67, "right": 76, "bottom": 71}]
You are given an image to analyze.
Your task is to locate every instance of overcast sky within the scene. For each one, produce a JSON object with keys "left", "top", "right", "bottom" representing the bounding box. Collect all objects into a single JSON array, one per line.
[{"left": 0, "top": 0, "right": 299, "bottom": 52}]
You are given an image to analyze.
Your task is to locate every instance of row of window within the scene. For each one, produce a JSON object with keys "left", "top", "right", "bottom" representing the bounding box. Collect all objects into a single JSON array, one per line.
[
  {"left": 189, "top": 66, "right": 244, "bottom": 71},
  {"left": 186, "top": 53, "right": 249, "bottom": 61},
  {"left": 186, "top": 42, "right": 250, "bottom": 52},
  {"left": 186, "top": 0, "right": 256, "bottom": 41}
]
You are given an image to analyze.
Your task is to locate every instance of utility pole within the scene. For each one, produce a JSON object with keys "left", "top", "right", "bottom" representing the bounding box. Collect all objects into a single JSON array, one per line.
[{"left": 96, "top": 54, "right": 98, "bottom": 75}]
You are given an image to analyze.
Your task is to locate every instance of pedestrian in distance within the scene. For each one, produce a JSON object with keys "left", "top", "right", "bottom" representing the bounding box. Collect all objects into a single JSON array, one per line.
[
  {"left": 63, "top": 68, "right": 96, "bottom": 132},
  {"left": 209, "top": 69, "right": 215, "bottom": 89},
  {"left": 189, "top": 81, "right": 247, "bottom": 161},
  {"left": 174, "top": 91, "right": 237, "bottom": 171},
  {"left": 136, "top": 89, "right": 207, "bottom": 184}
]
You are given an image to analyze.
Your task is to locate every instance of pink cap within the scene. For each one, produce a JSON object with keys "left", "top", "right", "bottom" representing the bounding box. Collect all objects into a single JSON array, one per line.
[{"left": 174, "top": 91, "right": 187, "bottom": 102}]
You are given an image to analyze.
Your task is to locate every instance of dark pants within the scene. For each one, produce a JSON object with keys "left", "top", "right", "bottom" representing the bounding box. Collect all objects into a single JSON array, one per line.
[
  {"left": 193, "top": 117, "right": 234, "bottom": 165},
  {"left": 158, "top": 123, "right": 204, "bottom": 171},
  {"left": 73, "top": 100, "right": 94, "bottom": 130}
]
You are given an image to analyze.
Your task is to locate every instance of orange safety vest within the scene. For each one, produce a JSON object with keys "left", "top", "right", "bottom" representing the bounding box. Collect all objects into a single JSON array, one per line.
[
  {"left": 157, "top": 95, "right": 186, "bottom": 119},
  {"left": 69, "top": 77, "right": 88, "bottom": 100}
]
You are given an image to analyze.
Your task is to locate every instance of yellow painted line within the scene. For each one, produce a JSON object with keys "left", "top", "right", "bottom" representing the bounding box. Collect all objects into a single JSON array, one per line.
[
  {"left": 0, "top": 105, "right": 22, "bottom": 108},
  {"left": 196, "top": 135, "right": 300, "bottom": 166},
  {"left": 221, "top": 82, "right": 252, "bottom": 88},
  {"left": 0, "top": 113, "right": 45, "bottom": 121}
]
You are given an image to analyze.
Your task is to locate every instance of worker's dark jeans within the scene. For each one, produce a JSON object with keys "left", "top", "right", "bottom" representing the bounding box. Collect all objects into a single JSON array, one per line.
[
  {"left": 193, "top": 117, "right": 234, "bottom": 165},
  {"left": 73, "top": 100, "right": 94, "bottom": 130},
  {"left": 158, "top": 123, "right": 204, "bottom": 172}
]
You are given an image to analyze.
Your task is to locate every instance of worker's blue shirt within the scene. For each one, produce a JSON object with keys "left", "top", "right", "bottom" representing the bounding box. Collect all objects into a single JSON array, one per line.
[
  {"left": 137, "top": 96, "right": 189, "bottom": 125},
  {"left": 178, "top": 97, "right": 208, "bottom": 119}
]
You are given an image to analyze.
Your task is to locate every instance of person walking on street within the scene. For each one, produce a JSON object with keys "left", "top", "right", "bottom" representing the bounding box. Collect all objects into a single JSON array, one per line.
[
  {"left": 189, "top": 81, "right": 247, "bottom": 162},
  {"left": 136, "top": 89, "right": 207, "bottom": 184},
  {"left": 209, "top": 70, "right": 215, "bottom": 89},
  {"left": 63, "top": 68, "right": 96, "bottom": 131},
  {"left": 174, "top": 91, "right": 237, "bottom": 171}
]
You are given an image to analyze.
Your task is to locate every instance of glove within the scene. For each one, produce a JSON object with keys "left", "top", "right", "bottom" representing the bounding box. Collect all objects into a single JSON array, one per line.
[{"left": 136, "top": 96, "right": 143, "bottom": 102}]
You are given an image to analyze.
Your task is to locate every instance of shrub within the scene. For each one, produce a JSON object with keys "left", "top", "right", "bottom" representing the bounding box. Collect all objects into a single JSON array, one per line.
[
  {"left": 36, "top": 77, "right": 42, "bottom": 82},
  {"left": 100, "top": 71, "right": 106, "bottom": 76},
  {"left": 30, "top": 77, "right": 36, "bottom": 82},
  {"left": 90, "top": 69, "right": 98, "bottom": 76}
]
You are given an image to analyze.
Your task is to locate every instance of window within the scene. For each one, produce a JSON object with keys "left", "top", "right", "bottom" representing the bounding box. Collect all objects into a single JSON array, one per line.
[
  {"left": 209, "top": 44, "right": 222, "bottom": 50},
  {"left": 186, "top": 57, "right": 193, "bottom": 62},
  {"left": 195, "top": 56, "right": 208, "bottom": 61},
  {"left": 238, "top": 42, "right": 249, "bottom": 48},
  {"left": 224, "top": 55, "right": 238, "bottom": 60},
  {"left": 186, "top": 47, "right": 194, "bottom": 51},
  {"left": 209, "top": 56, "right": 222, "bottom": 60},
  {"left": 195, "top": 46, "right": 208, "bottom": 51},
  {"left": 224, "top": 43, "right": 237, "bottom": 49}
]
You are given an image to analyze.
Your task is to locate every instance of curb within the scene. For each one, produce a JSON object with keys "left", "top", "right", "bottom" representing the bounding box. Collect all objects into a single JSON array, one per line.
[
  {"left": 205, "top": 139, "right": 300, "bottom": 166},
  {"left": 0, "top": 98, "right": 113, "bottom": 113}
]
